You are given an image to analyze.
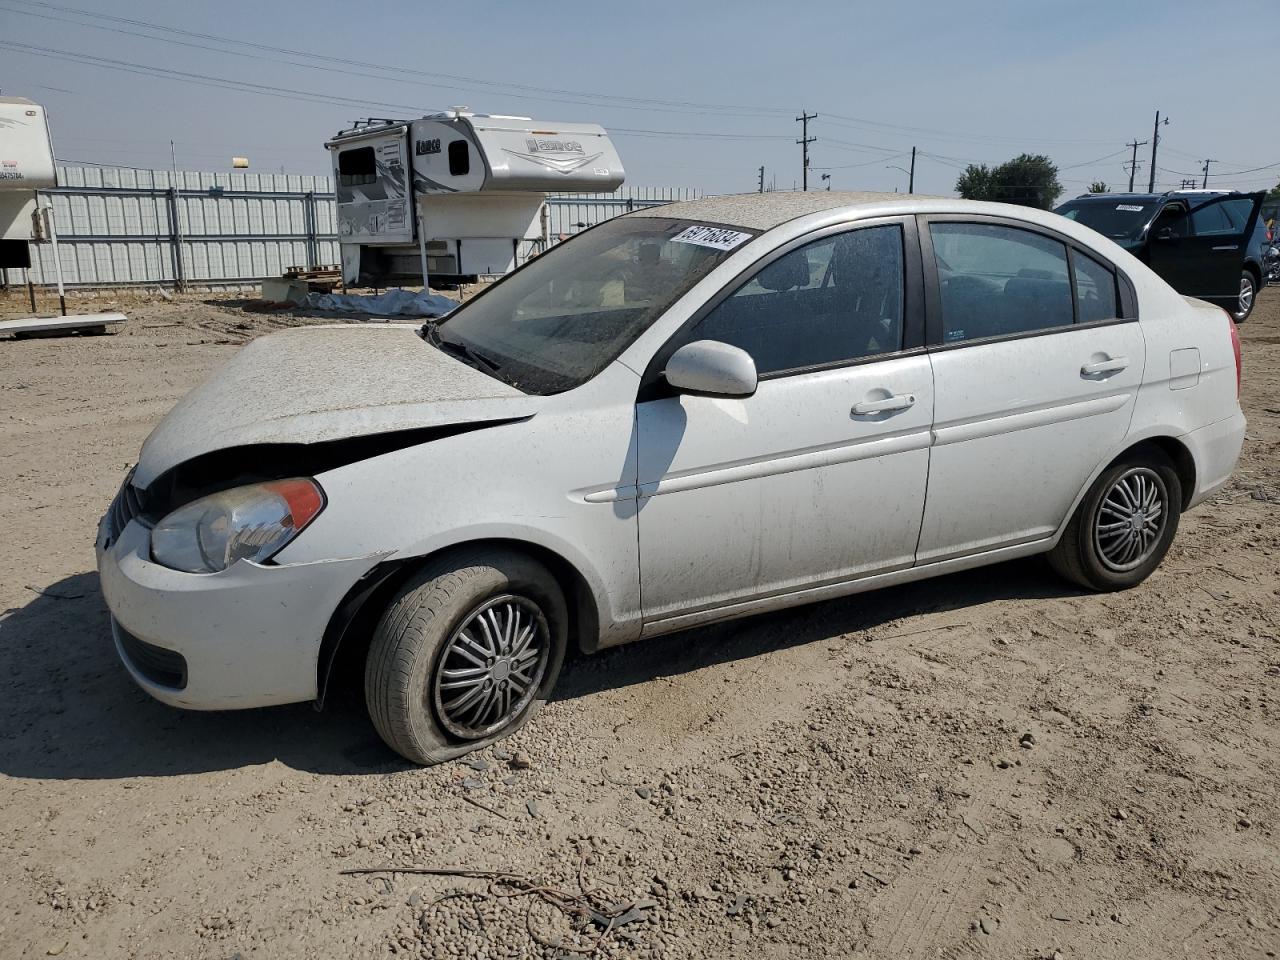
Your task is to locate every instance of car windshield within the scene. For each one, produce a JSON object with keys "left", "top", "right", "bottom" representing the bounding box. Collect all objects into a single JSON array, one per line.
[
  {"left": 1055, "top": 200, "right": 1156, "bottom": 243},
  {"left": 433, "top": 217, "right": 757, "bottom": 394}
]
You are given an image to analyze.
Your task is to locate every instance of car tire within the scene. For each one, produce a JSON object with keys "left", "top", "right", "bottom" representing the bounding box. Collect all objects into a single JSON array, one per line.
[
  {"left": 1048, "top": 447, "right": 1182, "bottom": 592},
  {"left": 1234, "top": 270, "right": 1256, "bottom": 323},
  {"left": 364, "top": 548, "right": 567, "bottom": 766}
]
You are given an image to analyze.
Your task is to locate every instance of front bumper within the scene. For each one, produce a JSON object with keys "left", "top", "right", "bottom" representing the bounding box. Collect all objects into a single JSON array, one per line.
[{"left": 96, "top": 513, "right": 380, "bottom": 710}]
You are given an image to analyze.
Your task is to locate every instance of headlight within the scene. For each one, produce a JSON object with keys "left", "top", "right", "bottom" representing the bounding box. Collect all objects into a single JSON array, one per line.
[{"left": 150, "top": 478, "right": 325, "bottom": 573}]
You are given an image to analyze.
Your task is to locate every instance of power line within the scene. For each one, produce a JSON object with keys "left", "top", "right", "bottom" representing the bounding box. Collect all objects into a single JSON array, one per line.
[
  {"left": 0, "top": 40, "right": 437, "bottom": 114},
  {"left": 0, "top": 41, "right": 792, "bottom": 145},
  {"left": 7, "top": 0, "right": 794, "bottom": 119},
  {"left": 1058, "top": 148, "right": 1129, "bottom": 170},
  {"left": 11, "top": 3, "right": 1279, "bottom": 187},
  {"left": 812, "top": 152, "right": 911, "bottom": 170},
  {"left": 4, "top": 0, "right": 1159, "bottom": 153},
  {"left": 819, "top": 111, "right": 1118, "bottom": 147}
]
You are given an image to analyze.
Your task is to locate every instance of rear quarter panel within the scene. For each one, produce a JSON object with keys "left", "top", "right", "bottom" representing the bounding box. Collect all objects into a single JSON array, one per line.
[{"left": 1129, "top": 285, "right": 1239, "bottom": 437}]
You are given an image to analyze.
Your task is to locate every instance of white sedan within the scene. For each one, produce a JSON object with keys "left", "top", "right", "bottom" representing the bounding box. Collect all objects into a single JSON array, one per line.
[{"left": 97, "top": 192, "right": 1246, "bottom": 765}]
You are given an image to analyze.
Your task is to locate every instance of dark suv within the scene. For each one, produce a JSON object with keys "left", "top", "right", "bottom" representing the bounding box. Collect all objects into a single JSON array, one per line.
[{"left": 1055, "top": 190, "right": 1265, "bottom": 321}]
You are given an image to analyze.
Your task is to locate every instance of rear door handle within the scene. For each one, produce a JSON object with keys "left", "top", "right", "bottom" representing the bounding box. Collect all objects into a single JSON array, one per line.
[
  {"left": 852, "top": 393, "right": 916, "bottom": 415},
  {"left": 1081, "top": 356, "right": 1129, "bottom": 376}
]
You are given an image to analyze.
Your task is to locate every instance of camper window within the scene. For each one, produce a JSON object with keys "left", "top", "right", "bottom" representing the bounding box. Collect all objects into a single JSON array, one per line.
[
  {"left": 448, "top": 140, "right": 470, "bottom": 177},
  {"left": 338, "top": 147, "right": 377, "bottom": 186}
]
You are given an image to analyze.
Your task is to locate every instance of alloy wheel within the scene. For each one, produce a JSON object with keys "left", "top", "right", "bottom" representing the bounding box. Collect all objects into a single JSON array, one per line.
[
  {"left": 1094, "top": 467, "right": 1168, "bottom": 572},
  {"left": 1236, "top": 275, "right": 1254, "bottom": 320},
  {"left": 431, "top": 595, "right": 550, "bottom": 740}
]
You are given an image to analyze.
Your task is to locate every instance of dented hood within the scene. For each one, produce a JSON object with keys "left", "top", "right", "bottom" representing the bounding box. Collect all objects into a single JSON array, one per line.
[{"left": 134, "top": 324, "right": 541, "bottom": 488}]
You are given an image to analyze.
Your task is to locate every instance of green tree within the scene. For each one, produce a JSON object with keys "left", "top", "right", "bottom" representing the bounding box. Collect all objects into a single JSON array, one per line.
[
  {"left": 1267, "top": 180, "right": 1280, "bottom": 201},
  {"left": 955, "top": 153, "right": 1064, "bottom": 210},
  {"left": 1089, "top": 181, "right": 1109, "bottom": 193}
]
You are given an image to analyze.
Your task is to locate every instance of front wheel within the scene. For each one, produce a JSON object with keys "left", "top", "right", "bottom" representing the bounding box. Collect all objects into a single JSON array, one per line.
[
  {"left": 1049, "top": 448, "right": 1182, "bottom": 592},
  {"left": 364, "top": 549, "right": 567, "bottom": 765}
]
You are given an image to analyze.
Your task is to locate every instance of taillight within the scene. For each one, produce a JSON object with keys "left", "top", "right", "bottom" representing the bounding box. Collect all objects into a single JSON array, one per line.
[{"left": 1226, "top": 308, "right": 1242, "bottom": 399}]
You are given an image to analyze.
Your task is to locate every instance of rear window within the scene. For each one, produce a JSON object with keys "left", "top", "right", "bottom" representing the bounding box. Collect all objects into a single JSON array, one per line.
[{"left": 337, "top": 147, "right": 376, "bottom": 186}]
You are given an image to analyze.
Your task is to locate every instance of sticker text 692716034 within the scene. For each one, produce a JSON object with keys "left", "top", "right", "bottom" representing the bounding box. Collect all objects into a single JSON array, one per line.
[{"left": 670, "top": 225, "right": 753, "bottom": 251}]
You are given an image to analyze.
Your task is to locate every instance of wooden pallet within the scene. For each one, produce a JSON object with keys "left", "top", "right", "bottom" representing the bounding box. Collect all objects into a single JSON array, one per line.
[{"left": 284, "top": 265, "right": 340, "bottom": 280}]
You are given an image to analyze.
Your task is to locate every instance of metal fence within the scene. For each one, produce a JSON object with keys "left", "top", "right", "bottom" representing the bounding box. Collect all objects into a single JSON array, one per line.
[{"left": 7, "top": 166, "right": 700, "bottom": 290}]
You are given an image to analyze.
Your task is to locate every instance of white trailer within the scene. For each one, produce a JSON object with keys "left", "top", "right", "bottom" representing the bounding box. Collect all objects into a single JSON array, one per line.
[
  {"left": 0, "top": 97, "right": 57, "bottom": 274},
  {"left": 326, "top": 110, "right": 625, "bottom": 287},
  {"left": 0, "top": 96, "right": 125, "bottom": 335}
]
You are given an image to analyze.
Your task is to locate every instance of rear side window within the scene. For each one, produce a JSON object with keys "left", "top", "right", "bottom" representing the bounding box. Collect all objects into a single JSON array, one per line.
[
  {"left": 1072, "top": 251, "right": 1119, "bottom": 323},
  {"left": 689, "top": 224, "right": 905, "bottom": 376},
  {"left": 1190, "top": 202, "right": 1235, "bottom": 236},
  {"left": 931, "top": 223, "right": 1073, "bottom": 342},
  {"left": 448, "top": 140, "right": 471, "bottom": 176},
  {"left": 1192, "top": 198, "right": 1253, "bottom": 236}
]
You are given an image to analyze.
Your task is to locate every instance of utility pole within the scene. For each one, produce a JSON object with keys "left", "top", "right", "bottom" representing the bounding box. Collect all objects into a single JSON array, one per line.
[
  {"left": 1125, "top": 138, "right": 1148, "bottom": 192},
  {"left": 758, "top": 165, "right": 765, "bottom": 193},
  {"left": 1200, "top": 158, "right": 1217, "bottom": 188},
  {"left": 796, "top": 111, "right": 817, "bottom": 191},
  {"left": 908, "top": 146, "right": 916, "bottom": 194},
  {"left": 1147, "top": 111, "right": 1169, "bottom": 193}
]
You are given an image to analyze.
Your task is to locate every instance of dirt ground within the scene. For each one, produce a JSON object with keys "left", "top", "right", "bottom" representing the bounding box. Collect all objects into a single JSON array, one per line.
[{"left": 1, "top": 284, "right": 1278, "bottom": 960}]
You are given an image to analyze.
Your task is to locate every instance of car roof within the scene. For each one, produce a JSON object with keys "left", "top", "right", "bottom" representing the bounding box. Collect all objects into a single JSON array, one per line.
[
  {"left": 628, "top": 190, "right": 940, "bottom": 231},
  {"left": 1066, "top": 189, "right": 1250, "bottom": 204}
]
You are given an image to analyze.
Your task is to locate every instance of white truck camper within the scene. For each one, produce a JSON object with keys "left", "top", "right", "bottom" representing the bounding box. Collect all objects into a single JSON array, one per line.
[
  {"left": 0, "top": 96, "right": 125, "bottom": 335},
  {"left": 0, "top": 97, "right": 57, "bottom": 274},
  {"left": 326, "top": 110, "right": 625, "bottom": 287}
]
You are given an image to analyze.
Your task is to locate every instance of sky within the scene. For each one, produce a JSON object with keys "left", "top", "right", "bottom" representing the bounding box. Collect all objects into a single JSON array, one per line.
[{"left": 2, "top": 0, "right": 1278, "bottom": 199}]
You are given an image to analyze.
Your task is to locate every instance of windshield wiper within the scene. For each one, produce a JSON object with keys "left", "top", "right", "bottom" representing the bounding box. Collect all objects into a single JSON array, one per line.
[{"left": 421, "top": 321, "right": 502, "bottom": 375}]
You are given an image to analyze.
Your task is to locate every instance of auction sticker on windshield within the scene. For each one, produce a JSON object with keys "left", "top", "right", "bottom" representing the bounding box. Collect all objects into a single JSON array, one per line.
[
  {"left": 1116, "top": 204, "right": 1145, "bottom": 212},
  {"left": 670, "top": 225, "right": 753, "bottom": 251}
]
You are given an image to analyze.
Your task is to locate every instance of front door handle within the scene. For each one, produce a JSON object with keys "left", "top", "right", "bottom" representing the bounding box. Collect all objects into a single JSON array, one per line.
[
  {"left": 852, "top": 393, "right": 916, "bottom": 416},
  {"left": 1211, "top": 244, "right": 1239, "bottom": 252},
  {"left": 1081, "top": 356, "right": 1129, "bottom": 377}
]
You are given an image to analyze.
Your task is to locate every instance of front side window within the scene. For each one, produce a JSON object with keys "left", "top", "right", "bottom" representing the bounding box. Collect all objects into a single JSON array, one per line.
[
  {"left": 438, "top": 217, "right": 757, "bottom": 394},
  {"left": 685, "top": 225, "right": 905, "bottom": 376},
  {"left": 931, "top": 223, "right": 1072, "bottom": 342}
]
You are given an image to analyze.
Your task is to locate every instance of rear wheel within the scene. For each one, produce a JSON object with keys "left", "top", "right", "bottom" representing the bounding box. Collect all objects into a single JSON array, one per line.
[
  {"left": 1234, "top": 270, "right": 1256, "bottom": 322},
  {"left": 364, "top": 549, "right": 567, "bottom": 765},
  {"left": 1049, "top": 448, "right": 1182, "bottom": 592}
]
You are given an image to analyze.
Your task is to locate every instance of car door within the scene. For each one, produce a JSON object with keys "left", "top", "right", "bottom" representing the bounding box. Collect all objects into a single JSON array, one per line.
[
  {"left": 916, "top": 217, "right": 1146, "bottom": 563},
  {"left": 633, "top": 218, "right": 934, "bottom": 623},
  {"left": 1145, "top": 193, "right": 1264, "bottom": 302}
]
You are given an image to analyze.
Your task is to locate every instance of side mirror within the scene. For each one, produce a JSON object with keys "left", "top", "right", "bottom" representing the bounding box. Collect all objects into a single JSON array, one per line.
[
  {"left": 1154, "top": 227, "right": 1177, "bottom": 242},
  {"left": 664, "top": 340, "right": 758, "bottom": 398}
]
